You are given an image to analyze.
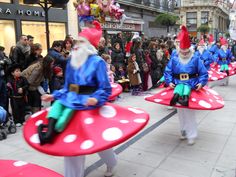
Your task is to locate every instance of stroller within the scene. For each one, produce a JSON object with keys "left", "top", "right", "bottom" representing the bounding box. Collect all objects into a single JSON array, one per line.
[{"left": 0, "top": 106, "right": 16, "bottom": 140}]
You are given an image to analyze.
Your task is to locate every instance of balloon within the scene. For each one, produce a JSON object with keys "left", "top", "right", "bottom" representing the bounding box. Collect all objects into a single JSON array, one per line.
[
  {"left": 90, "top": 3, "right": 100, "bottom": 17},
  {"left": 97, "top": 0, "right": 112, "bottom": 13},
  {"left": 109, "top": 3, "right": 124, "bottom": 20},
  {"left": 77, "top": 2, "right": 90, "bottom": 16}
]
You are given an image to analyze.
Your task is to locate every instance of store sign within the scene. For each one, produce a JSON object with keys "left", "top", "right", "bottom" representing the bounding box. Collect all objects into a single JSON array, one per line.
[
  {"left": 0, "top": 8, "right": 45, "bottom": 17},
  {"left": 101, "top": 21, "right": 141, "bottom": 31}
]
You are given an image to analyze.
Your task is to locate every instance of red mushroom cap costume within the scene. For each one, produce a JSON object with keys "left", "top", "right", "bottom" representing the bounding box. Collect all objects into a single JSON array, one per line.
[{"left": 0, "top": 160, "right": 63, "bottom": 177}]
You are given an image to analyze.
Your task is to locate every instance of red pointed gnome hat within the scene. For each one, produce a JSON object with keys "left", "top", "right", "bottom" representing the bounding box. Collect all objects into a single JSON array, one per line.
[
  {"left": 179, "top": 26, "right": 191, "bottom": 49},
  {"left": 208, "top": 34, "right": 214, "bottom": 43},
  {"left": 198, "top": 39, "right": 205, "bottom": 46},
  {"left": 220, "top": 38, "right": 228, "bottom": 46},
  {"left": 78, "top": 21, "right": 102, "bottom": 48}
]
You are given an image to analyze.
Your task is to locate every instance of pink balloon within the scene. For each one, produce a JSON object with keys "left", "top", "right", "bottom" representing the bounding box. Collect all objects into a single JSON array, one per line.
[
  {"left": 77, "top": 3, "right": 90, "bottom": 16},
  {"left": 97, "top": 0, "right": 112, "bottom": 13},
  {"left": 110, "top": 4, "right": 124, "bottom": 20}
]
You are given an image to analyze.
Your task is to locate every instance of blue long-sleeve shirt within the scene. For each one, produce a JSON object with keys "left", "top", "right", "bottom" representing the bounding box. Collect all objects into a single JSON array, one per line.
[
  {"left": 216, "top": 49, "right": 233, "bottom": 65},
  {"left": 53, "top": 55, "right": 112, "bottom": 110},
  {"left": 195, "top": 50, "right": 214, "bottom": 70},
  {"left": 164, "top": 54, "right": 208, "bottom": 89}
]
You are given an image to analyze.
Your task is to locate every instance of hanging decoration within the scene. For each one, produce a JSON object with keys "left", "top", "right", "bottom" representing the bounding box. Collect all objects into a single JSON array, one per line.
[{"left": 73, "top": 0, "right": 130, "bottom": 25}]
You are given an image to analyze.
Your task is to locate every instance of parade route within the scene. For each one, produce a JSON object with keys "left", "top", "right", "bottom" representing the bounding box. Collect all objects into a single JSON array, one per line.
[{"left": 1, "top": 76, "right": 236, "bottom": 177}]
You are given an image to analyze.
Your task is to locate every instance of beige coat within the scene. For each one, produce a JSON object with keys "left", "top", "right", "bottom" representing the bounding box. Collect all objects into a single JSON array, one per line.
[{"left": 21, "top": 61, "right": 44, "bottom": 91}]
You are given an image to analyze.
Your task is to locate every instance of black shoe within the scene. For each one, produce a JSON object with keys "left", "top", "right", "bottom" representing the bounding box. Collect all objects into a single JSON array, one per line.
[
  {"left": 179, "top": 95, "right": 189, "bottom": 107},
  {"left": 226, "top": 70, "right": 229, "bottom": 76},
  {"left": 170, "top": 94, "right": 179, "bottom": 106},
  {"left": 38, "top": 118, "right": 57, "bottom": 145}
]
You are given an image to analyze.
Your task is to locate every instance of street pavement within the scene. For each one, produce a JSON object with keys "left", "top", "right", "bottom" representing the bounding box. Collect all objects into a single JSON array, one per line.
[{"left": 1, "top": 76, "right": 236, "bottom": 177}]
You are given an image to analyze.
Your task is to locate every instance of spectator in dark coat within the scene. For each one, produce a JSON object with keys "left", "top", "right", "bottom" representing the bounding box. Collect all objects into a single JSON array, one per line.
[
  {"left": 98, "top": 37, "right": 109, "bottom": 56},
  {"left": 25, "top": 43, "right": 43, "bottom": 69},
  {"left": 148, "top": 41, "right": 162, "bottom": 86},
  {"left": 111, "top": 42, "right": 125, "bottom": 70},
  {"left": 48, "top": 41, "right": 68, "bottom": 73},
  {"left": 11, "top": 35, "right": 30, "bottom": 68},
  {"left": 112, "top": 32, "right": 125, "bottom": 53}
]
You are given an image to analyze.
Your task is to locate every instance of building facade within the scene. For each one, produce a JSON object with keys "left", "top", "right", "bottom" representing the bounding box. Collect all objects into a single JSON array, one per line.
[
  {"left": 0, "top": 0, "right": 68, "bottom": 55},
  {"left": 76, "top": 0, "right": 178, "bottom": 38},
  {"left": 117, "top": 0, "right": 178, "bottom": 37},
  {"left": 176, "top": 0, "right": 229, "bottom": 37}
]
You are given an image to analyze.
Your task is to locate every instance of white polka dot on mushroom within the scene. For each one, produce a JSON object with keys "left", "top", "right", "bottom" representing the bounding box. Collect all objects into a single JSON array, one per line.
[
  {"left": 30, "top": 134, "right": 40, "bottom": 144},
  {"left": 214, "top": 96, "right": 220, "bottom": 100},
  {"left": 120, "top": 120, "right": 129, "bottom": 124},
  {"left": 80, "top": 140, "right": 94, "bottom": 150},
  {"left": 154, "top": 99, "right": 163, "bottom": 103},
  {"left": 216, "top": 100, "right": 224, "bottom": 105},
  {"left": 161, "top": 92, "right": 167, "bottom": 96},
  {"left": 84, "top": 118, "right": 94, "bottom": 124},
  {"left": 128, "top": 108, "right": 144, "bottom": 114},
  {"left": 209, "top": 99, "right": 213, "bottom": 102},
  {"left": 35, "top": 120, "right": 43, "bottom": 126},
  {"left": 144, "top": 94, "right": 153, "bottom": 99},
  {"left": 63, "top": 134, "right": 77, "bottom": 143},
  {"left": 208, "top": 71, "right": 213, "bottom": 74},
  {"left": 31, "top": 110, "right": 45, "bottom": 118},
  {"left": 134, "top": 118, "right": 147, "bottom": 123},
  {"left": 191, "top": 98, "right": 197, "bottom": 102},
  {"left": 99, "top": 105, "right": 117, "bottom": 118},
  {"left": 102, "top": 127, "right": 123, "bottom": 141},
  {"left": 207, "top": 89, "right": 219, "bottom": 95},
  {"left": 211, "top": 77, "right": 218, "bottom": 81},
  {"left": 13, "top": 161, "right": 28, "bottom": 167},
  {"left": 111, "top": 84, "right": 118, "bottom": 88},
  {"left": 199, "top": 100, "right": 212, "bottom": 109}
]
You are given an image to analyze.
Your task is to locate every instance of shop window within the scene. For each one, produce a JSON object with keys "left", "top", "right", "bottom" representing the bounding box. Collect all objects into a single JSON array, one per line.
[
  {"left": 186, "top": 12, "right": 197, "bottom": 31},
  {"left": 201, "top": 11, "right": 209, "bottom": 25},
  {"left": 0, "top": 0, "right": 11, "bottom": 3},
  {"left": 0, "top": 20, "right": 16, "bottom": 55},
  {"left": 19, "top": 0, "right": 40, "bottom": 7},
  {"left": 21, "top": 21, "right": 66, "bottom": 56}
]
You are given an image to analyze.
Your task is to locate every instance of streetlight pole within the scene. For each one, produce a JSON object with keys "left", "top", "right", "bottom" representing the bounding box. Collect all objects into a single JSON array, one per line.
[{"left": 38, "top": 1, "right": 52, "bottom": 52}]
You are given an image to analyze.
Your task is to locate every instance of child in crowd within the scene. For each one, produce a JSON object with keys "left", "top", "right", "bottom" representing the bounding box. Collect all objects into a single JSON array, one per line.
[
  {"left": 101, "top": 54, "right": 114, "bottom": 83},
  {"left": 7, "top": 64, "right": 29, "bottom": 127},
  {"left": 127, "top": 54, "right": 142, "bottom": 95},
  {"left": 51, "top": 66, "right": 64, "bottom": 92},
  {"left": 115, "top": 65, "right": 130, "bottom": 92}
]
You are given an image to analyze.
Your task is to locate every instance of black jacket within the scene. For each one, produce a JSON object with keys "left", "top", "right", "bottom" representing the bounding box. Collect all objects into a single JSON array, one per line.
[
  {"left": 12, "top": 46, "right": 27, "bottom": 68},
  {"left": 7, "top": 76, "right": 29, "bottom": 97}
]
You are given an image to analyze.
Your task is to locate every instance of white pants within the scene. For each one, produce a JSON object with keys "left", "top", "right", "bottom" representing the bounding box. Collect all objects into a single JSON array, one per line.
[
  {"left": 177, "top": 108, "right": 197, "bottom": 139},
  {"left": 64, "top": 149, "right": 117, "bottom": 177}
]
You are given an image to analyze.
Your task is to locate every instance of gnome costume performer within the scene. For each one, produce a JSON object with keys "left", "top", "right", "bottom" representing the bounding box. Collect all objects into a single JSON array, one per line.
[
  {"left": 216, "top": 38, "right": 233, "bottom": 76},
  {"left": 165, "top": 26, "right": 208, "bottom": 107},
  {"left": 39, "top": 21, "right": 117, "bottom": 177},
  {"left": 196, "top": 40, "right": 213, "bottom": 71},
  {"left": 146, "top": 26, "right": 224, "bottom": 145},
  {"left": 24, "top": 21, "right": 150, "bottom": 177}
]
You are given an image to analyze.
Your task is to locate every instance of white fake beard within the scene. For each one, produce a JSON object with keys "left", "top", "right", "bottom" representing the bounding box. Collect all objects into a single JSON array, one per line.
[
  {"left": 179, "top": 49, "right": 193, "bottom": 65},
  {"left": 221, "top": 45, "right": 228, "bottom": 52},
  {"left": 198, "top": 46, "right": 205, "bottom": 54},
  {"left": 70, "top": 42, "right": 97, "bottom": 69}
]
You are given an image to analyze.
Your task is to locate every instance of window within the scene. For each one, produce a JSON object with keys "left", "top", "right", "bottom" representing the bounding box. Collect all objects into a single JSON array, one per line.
[
  {"left": 0, "top": 20, "right": 16, "bottom": 55},
  {"left": 0, "top": 0, "right": 11, "bottom": 3},
  {"left": 21, "top": 21, "right": 66, "bottom": 56},
  {"left": 19, "top": 0, "right": 40, "bottom": 7},
  {"left": 201, "top": 11, "right": 209, "bottom": 24},
  {"left": 186, "top": 12, "right": 197, "bottom": 31}
]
